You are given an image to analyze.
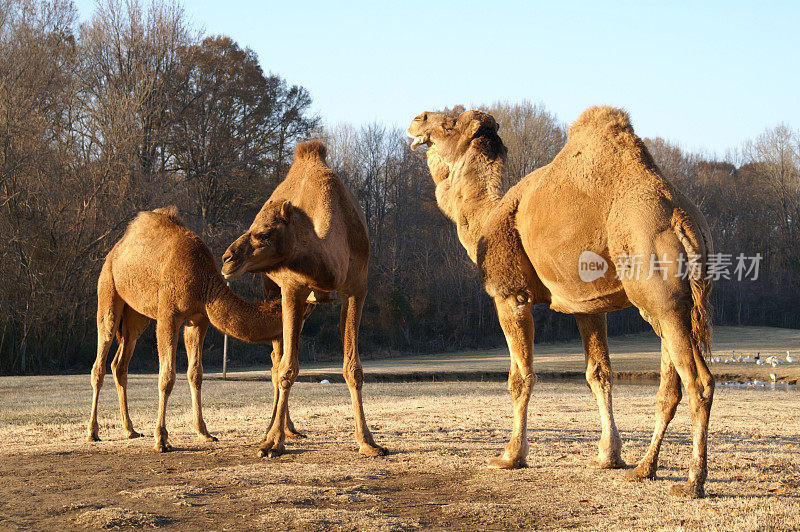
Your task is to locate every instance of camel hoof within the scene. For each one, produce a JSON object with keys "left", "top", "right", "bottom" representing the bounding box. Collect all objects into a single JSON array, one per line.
[
  {"left": 87, "top": 432, "right": 100, "bottom": 442},
  {"left": 126, "top": 431, "right": 143, "bottom": 439},
  {"left": 286, "top": 430, "right": 307, "bottom": 440},
  {"left": 154, "top": 442, "right": 173, "bottom": 453},
  {"left": 590, "top": 455, "right": 627, "bottom": 469},
  {"left": 624, "top": 464, "right": 656, "bottom": 482},
  {"left": 258, "top": 441, "right": 285, "bottom": 458},
  {"left": 359, "top": 443, "right": 387, "bottom": 457},
  {"left": 487, "top": 455, "right": 527, "bottom": 469},
  {"left": 197, "top": 434, "right": 218, "bottom": 442},
  {"left": 670, "top": 482, "right": 705, "bottom": 499}
]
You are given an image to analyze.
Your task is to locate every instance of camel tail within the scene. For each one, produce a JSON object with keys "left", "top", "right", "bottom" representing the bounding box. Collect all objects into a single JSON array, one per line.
[{"left": 672, "top": 209, "right": 713, "bottom": 359}]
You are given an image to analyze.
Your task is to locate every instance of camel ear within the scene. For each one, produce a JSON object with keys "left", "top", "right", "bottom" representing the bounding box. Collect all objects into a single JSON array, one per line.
[{"left": 280, "top": 200, "right": 293, "bottom": 222}]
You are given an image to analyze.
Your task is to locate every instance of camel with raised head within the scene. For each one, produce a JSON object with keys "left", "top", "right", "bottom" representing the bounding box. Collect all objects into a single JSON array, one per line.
[
  {"left": 407, "top": 107, "right": 714, "bottom": 498},
  {"left": 221, "top": 141, "right": 385, "bottom": 458},
  {"left": 88, "top": 207, "right": 310, "bottom": 452}
]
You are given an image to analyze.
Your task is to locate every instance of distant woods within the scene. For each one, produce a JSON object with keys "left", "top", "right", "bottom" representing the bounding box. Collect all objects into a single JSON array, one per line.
[
  {"left": 0, "top": 0, "right": 316, "bottom": 372},
  {"left": 1, "top": 0, "right": 798, "bottom": 374}
]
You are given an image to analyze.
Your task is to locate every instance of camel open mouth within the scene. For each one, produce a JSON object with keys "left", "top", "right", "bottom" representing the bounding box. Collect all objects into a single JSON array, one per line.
[{"left": 406, "top": 130, "right": 429, "bottom": 151}]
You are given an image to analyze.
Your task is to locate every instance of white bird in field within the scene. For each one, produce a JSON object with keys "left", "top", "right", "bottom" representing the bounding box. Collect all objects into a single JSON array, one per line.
[
  {"left": 724, "top": 359, "right": 730, "bottom": 364},
  {"left": 770, "top": 373, "right": 777, "bottom": 382},
  {"left": 756, "top": 359, "right": 764, "bottom": 365},
  {"left": 786, "top": 352, "right": 796, "bottom": 363},
  {"left": 743, "top": 356, "right": 751, "bottom": 363}
]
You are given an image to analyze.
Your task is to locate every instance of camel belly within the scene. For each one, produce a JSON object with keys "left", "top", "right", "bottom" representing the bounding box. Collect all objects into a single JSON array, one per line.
[{"left": 515, "top": 183, "right": 630, "bottom": 314}]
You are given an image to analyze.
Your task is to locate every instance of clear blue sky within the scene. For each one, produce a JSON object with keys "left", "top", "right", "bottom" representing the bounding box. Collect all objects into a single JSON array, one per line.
[{"left": 73, "top": 0, "right": 799, "bottom": 155}]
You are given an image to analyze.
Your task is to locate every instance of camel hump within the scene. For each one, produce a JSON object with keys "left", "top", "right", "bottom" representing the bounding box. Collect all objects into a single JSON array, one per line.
[
  {"left": 294, "top": 140, "right": 327, "bottom": 162},
  {"left": 151, "top": 205, "right": 184, "bottom": 225},
  {"left": 568, "top": 106, "right": 633, "bottom": 139}
]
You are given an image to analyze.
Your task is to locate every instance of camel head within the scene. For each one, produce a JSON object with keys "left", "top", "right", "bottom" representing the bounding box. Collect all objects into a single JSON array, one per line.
[
  {"left": 221, "top": 200, "right": 296, "bottom": 279},
  {"left": 407, "top": 109, "right": 501, "bottom": 168}
]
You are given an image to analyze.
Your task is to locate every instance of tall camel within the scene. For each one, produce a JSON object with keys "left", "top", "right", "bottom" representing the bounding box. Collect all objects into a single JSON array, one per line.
[
  {"left": 407, "top": 107, "right": 714, "bottom": 498},
  {"left": 221, "top": 141, "right": 385, "bottom": 458},
  {"left": 88, "top": 207, "right": 311, "bottom": 452}
]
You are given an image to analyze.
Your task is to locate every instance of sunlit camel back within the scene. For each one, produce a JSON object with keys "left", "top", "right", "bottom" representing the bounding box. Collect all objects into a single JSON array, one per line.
[
  {"left": 407, "top": 106, "right": 714, "bottom": 498},
  {"left": 88, "top": 207, "right": 310, "bottom": 452},
  {"left": 222, "top": 141, "right": 385, "bottom": 458}
]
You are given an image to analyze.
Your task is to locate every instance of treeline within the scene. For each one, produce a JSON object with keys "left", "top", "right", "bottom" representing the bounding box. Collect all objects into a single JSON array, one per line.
[{"left": 1, "top": 0, "right": 798, "bottom": 374}]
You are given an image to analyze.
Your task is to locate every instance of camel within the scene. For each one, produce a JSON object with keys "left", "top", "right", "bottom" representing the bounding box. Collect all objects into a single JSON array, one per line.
[
  {"left": 88, "top": 207, "right": 311, "bottom": 452},
  {"left": 407, "top": 106, "right": 714, "bottom": 498},
  {"left": 221, "top": 140, "right": 385, "bottom": 458}
]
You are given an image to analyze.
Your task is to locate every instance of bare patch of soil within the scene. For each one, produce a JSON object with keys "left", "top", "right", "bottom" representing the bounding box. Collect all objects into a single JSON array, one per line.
[{"left": 0, "top": 376, "right": 798, "bottom": 529}]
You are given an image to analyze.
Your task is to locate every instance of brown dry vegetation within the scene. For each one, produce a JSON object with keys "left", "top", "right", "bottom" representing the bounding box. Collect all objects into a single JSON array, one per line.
[{"left": 1, "top": 334, "right": 799, "bottom": 530}]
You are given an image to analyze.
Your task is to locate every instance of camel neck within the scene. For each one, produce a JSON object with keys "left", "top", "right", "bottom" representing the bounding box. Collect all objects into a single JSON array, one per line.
[
  {"left": 434, "top": 151, "right": 504, "bottom": 263},
  {"left": 205, "top": 276, "right": 282, "bottom": 343}
]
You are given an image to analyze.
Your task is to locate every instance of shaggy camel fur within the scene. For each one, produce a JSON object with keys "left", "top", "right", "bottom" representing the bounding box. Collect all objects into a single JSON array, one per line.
[
  {"left": 88, "top": 207, "right": 309, "bottom": 452},
  {"left": 221, "top": 141, "right": 385, "bottom": 458},
  {"left": 407, "top": 107, "right": 714, "bottom": 498}
]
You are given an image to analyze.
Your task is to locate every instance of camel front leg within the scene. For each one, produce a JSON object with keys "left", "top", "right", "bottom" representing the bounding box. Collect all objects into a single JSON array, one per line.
[
  {"left": 259, "top": 287, "right": 308, "bottom": 458},
  {"left": 184, "top": 319, "right": 217, "bottom": 442},
  {"left": 340, "top": 290, "right": 385, "bottom": 456},
  {"left": 575, "top": 313, "right": 624, "bottom": 469},
  {"left": 488, "top": 295, "right": 535, "bottom": 469},
  {"left": 265, "top": 338, "right": 306, "bottom": 440},
  {"left": 110, "top": 306, "right": 149, "bottom": 439},
  {"left": 154, "top": 315, "right": 180, "bottom": 452}
]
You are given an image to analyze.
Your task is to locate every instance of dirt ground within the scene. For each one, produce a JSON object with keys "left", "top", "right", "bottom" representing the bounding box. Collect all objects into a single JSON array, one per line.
[{"left": 1, "top": 373, "right": 798, "bottom": 530}]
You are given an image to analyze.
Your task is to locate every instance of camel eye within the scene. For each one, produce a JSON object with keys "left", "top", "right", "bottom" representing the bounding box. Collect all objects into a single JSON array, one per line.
[
  {"left": 423, "top": 113, "right": 428, "bottom": 121},
  {"left": 251, "top": 231, "right": 270, "bottom": 246}
]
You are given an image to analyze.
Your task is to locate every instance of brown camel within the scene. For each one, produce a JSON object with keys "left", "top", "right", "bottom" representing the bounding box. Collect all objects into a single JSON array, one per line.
[
  {"left": 221, "top": 141, "right": 385, "bottom": 458},
  {"left": 88, "top": 207, "right": 310, "bottom": 452},
  {"left": 407, "top": 106, "right": 714, "bottom": 498}
]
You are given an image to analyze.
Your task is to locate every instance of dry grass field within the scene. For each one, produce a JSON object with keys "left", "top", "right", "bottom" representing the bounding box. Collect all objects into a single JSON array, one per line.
[{"left": 0, "top": 326, "right": 799, "bottom": 530}]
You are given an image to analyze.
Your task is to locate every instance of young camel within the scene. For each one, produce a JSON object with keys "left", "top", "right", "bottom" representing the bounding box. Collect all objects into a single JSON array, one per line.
[
  {"left": 407, "top": 107, "right": 714, "bottom": 498},
  {"left": 221, "top": 141, "right": 385, "bottom": 458},
  {"left": 88, "top": 207, "right": 311, "bottom": 452}
]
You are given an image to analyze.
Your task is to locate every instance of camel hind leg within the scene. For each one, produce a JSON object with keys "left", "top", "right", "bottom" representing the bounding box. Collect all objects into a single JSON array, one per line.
[
  {"left": 340, "top": 289, "right": 385, "bottom": 457},
  {"left": 625, "top": 295, "right": 713, "bottom": 498},
  {"left": 575, "top": 313, "right": 625, "bottom": 469},
  {"left": 184, "top": 318, "right": 217, "bottom": 442},
  {"left": 88, "top": 262, "right": 124, "bottom": 442},
  {"left": 658, "top": 314, "right": 714, "bottom": 498},
  {"left": 111, "top": 305, "right": 149, "bottom": 439},
  {"left": 625, "top": 342, "right": 681, "bottom": 481}
]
